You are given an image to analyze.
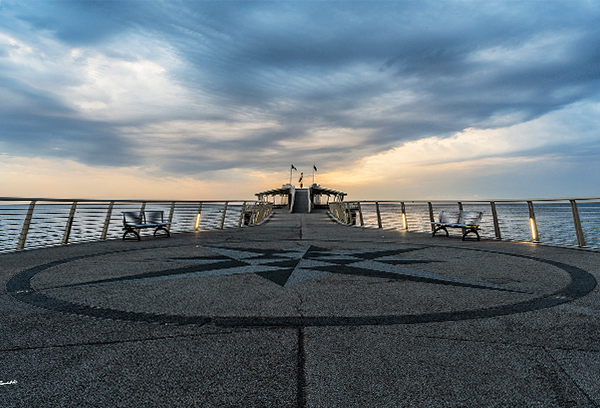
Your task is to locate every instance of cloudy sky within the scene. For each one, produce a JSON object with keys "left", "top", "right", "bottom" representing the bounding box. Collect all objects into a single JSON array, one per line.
[{"left": 1, "top": 0, "right": 599, "bottom": 200}]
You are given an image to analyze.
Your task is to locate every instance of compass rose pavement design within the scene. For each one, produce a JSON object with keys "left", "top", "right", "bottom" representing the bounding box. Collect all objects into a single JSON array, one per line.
[
  {"left": 67, "top": 245, "right": 524, "bottom": 293},
  {"left": 7, "top": 242, "right": 596, "bottom": 327}
]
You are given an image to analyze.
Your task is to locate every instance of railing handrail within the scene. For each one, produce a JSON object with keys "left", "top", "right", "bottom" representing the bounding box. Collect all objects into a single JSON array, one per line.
[
  {"left": 3, "top": 196, "right": 598, "bottom": 205},
  {"left": 345, "top": 197, "right": 600, "bottom": 204},
  {"left": 0, "top": 197, "right": 254, "bottom": 203}
]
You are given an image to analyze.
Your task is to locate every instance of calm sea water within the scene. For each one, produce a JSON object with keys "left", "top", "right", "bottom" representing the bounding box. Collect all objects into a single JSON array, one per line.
[{"left": 1, "top": 201, "right": 598, "bottom": 251}]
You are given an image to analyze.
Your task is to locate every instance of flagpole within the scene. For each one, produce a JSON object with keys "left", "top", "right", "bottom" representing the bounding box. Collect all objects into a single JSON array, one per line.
[{"left": 290, "top": 164, "right": 297, "bottom": 185}]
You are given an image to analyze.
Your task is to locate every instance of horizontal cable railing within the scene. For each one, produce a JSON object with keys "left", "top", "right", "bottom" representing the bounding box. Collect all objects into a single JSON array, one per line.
[
  {"left": 0, "top": 198, "right": 273, "bottom": 253},
  {"left": 329, "top": 198, "right": 600, "bottom": 249},
  {"left": 3, "top": 196, "right": 597, "bottom": 251}
]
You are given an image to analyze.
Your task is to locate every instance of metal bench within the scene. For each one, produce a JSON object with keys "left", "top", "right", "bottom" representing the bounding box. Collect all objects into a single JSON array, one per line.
[
  {"left": 122, "top": 211, "right": 171, "bottom": 241},
  {"left": 429, "top": 210, "right": 483, "bottom": 241}
]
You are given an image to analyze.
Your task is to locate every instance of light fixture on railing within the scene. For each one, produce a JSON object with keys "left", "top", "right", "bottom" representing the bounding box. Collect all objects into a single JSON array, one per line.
[
  {"left": 527, "top": 201, "right": 539, "bottom": 243},
  {"left": 194, "top": 214, "right": 201, "bottom": 231},
  {"left": 529, "top": 217, "right": 538, "bottom": 242}
]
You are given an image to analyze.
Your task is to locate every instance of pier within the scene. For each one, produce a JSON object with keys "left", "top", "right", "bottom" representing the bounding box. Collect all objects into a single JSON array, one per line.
[{"left": 1, "top": 208, "right": 600, "bottom": 407}]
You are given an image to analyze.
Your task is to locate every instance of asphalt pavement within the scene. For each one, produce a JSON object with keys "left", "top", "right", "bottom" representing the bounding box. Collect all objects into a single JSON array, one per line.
[{"left": 1, "top": 209, "right": 599, "bottom": 407}]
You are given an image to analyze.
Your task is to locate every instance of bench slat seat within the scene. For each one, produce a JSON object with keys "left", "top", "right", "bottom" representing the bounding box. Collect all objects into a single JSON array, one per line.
[
  {"left": 432, "top": 223, "right": 478, "bottom": 228},
  {"left": 122, "top": 211, "right": 171, "bottom": 241},
  {"left": 429, "top": 210, "right": 483, "bottom": 241},
  {"left": 125, "top": 223, "right": 171, "bottom": 228}
]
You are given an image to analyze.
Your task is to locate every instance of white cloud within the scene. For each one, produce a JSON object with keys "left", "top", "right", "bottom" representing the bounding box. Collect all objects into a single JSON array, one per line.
[
  {"left": 320, "top": 100, "right": 600, "bottom": 198},
  {"left": 278, "top": 127, "right": 369, "bottom": 150},
  {"left": 469, "top": 31, "right": 579, "bottom": 67},
  {"left": 66, "top": 50, "right": 190, "bottom": 119},
  {"left": 0, "top": 28, "right": 195, "bottom": 121}
]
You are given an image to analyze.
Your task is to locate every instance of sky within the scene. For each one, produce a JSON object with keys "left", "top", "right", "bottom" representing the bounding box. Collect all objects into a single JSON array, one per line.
[{"left": 1, "top": 0, "right": 599, "bottom": 201}]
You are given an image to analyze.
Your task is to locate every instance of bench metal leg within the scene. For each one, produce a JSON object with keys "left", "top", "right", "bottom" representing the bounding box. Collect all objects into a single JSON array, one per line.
[
  {"left": 123, "top": 228, "right": 140, "bottom": 241},
  {"left": 462, "top": 228, "right": 480, "bottom": 241},
  {"left": 153, "top": 226, "right": 170, "bottom": 238},
  {"left": 432, "top": 226, "right": 449, "bottom": 238}
]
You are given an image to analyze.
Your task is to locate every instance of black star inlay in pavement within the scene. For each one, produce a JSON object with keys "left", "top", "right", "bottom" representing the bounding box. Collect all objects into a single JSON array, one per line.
[{"left": 63, "top": 245, "right": 524, "bottom": 292}]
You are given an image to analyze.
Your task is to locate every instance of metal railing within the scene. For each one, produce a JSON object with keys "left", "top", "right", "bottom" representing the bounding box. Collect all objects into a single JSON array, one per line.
[
  {"left": 330, "top": 198, "right": 600, "bottom": 249},
  {"left": 2, "top": 195, "right": 597, "bottom": 251},
  {"left": 0, "top": 198, "right": 273, "bottom": 253}
]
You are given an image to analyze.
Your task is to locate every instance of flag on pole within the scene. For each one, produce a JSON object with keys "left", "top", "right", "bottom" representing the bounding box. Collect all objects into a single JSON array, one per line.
[
  {"left": 291, "top": 164, "right": 297, "bottom": 171},
  {"left": 313, "top": 165, "right": 317, "bottom": 172}
]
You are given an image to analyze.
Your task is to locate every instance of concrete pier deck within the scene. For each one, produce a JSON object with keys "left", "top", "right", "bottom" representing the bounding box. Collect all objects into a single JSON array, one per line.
[{"left": 1, "top": 210, "right": 599, "bottom": 407}]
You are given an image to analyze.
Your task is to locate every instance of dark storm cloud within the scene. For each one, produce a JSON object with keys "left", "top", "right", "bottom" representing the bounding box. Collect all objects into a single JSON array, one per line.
[
  {"left": 1, "top": 0, "right": 600, "bottom": 174},
  {"left": 13, "top": 1, "right": 139, "bottom": 45}
]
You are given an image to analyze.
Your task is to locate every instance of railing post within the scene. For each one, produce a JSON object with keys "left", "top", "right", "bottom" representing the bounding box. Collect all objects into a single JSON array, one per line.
[
  {"left": 570, "top": 200, "right": 586, "bottom": 248},
  {"left": 375, "top": 202, "right": 382, "bottom": 228},
  {"left": 357, "top": 202, "right": 364, "bottom": 226},
  {"left": 428, "top": 202, "right": 435, "bottom": 231},
  {"left": 344, "top": 202, "right": 350, "bottom": 224},
  {"left": 238, "top": 202, "right": 247, "bottom": 227},
  {"left": 401, "top": 202, "right": 408, "bottom": 230},
  {"left": 168, "top": 202, "right": 175, "bottom": 232},
  {"left": 263, "top": 203, "right": 271, "bottom": 222},
  {"left": 137, "top": 202, "right": 147, "bottom": 236},
  {"left": 101, "top": 201, "right": 114, "bottom": 240},
  {"left": 251, "top": 203, "right": 258, "bottom": 224},
  {"left": 62, "top": 201, "right": 77, "bottom": 245},
  {"left": 256, "top": 203, "right": 263, "bottom": 223},
  {"left": 490, "top": 201, "right": 501, "bottom": 240},
  {"left": 220, "top": 202, "right": 228, "bottom": 229},
  {"left": 194, "top": 202, "right": 203, "bottom": 231},
  {"left": 527, "top": 201, "right": 539, "bottom": 243},
  {"left": 17, "top": 200, "right": 36, "bottom": 250},
  {"left": 457, "top": 201, "right": 466, "bottom": 235}
]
